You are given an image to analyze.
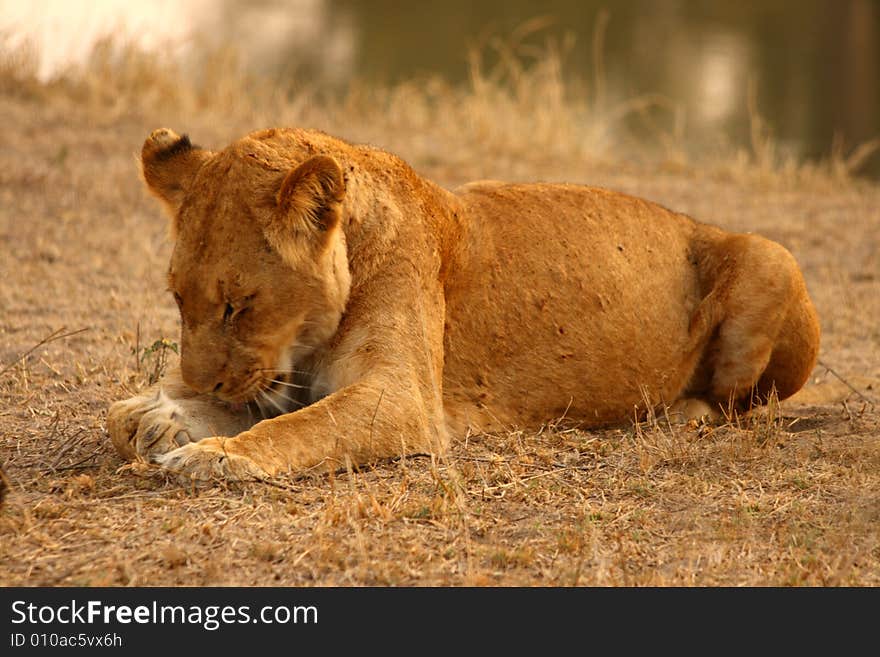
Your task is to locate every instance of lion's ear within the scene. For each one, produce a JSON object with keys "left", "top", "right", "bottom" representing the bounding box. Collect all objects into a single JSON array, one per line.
[
  {"left": 275, "top": 155, "right": 346, "bottom": 235},
  {"left": 140, "top": 128, "right": 212, "bottom": 218}
]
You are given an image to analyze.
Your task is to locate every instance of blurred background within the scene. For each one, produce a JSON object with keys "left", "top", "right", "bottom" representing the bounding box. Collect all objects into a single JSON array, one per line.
[{"left": 2, "top": 0, "right": 878, "bottom": 176}]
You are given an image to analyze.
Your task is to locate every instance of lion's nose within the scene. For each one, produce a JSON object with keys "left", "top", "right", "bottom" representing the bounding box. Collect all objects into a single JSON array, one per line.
[
  {"left": 180, "top": 358, "right": 226, "bottom": 396},
  {"left": 179, "top": 332, "right": 228, "bottom": 395},
  {"left": 182, "top": 373, "right": 226, "bottom": 396}
]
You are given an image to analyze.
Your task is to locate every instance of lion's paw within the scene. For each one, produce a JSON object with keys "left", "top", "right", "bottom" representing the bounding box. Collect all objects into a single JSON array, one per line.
[
  {"left": 106, "top": 390, "right": 198, "bottom": 461},
  {"left": 154, "top": 438, "right": 269, "bottom": 482},
  {"left": 667, "top": 397, "right": 723, "bottom": 424}
]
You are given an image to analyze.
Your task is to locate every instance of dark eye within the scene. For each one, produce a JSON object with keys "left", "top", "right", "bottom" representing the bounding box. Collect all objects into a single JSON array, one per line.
[{"left": 223, "top": 302, "right": 235, "bottom": 323}]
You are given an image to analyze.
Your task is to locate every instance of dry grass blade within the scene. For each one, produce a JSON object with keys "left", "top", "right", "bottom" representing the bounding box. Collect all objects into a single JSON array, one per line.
[
  {"left": 817, "top": 359, "right": 877, "bottom": 406},
  {"left": 0, "top": 327, "right": 89, "bottom": 379}
]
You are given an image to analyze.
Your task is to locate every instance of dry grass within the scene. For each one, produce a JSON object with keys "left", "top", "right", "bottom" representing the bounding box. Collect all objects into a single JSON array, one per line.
[{"left": 0, "top": 40, "right": 878, "bottom": 586}]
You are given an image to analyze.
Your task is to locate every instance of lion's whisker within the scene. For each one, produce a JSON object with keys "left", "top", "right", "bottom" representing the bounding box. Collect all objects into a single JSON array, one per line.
[
  {"left": 270, "top": 378, "right": 310, "bottom": 390},
  {"left": 259, "top": 389, "right": 287, "bottom": 417},
  {"left": 253, "top": 395, "right": 268, "bottom": 420},
  {"left": 258, "top": 367, "right": 313, "bottom": 376},
  {"left": 265, "top": 387, "right": 307, "bottom": 409}
]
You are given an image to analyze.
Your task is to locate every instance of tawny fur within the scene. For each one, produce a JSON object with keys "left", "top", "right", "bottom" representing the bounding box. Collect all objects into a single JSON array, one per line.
[{"left": 106, "top": 127, "right": 820, "bottom": 480}]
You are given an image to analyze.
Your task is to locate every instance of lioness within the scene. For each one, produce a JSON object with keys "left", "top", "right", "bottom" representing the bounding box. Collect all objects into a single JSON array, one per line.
[{"left": 107, "top": 127, "right": 820, "bottom": 480}]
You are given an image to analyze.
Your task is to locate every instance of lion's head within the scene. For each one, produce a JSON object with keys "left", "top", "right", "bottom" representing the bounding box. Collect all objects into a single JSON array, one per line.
[{"left": 140, "top": 128, "right": 351, "bottom": 405}]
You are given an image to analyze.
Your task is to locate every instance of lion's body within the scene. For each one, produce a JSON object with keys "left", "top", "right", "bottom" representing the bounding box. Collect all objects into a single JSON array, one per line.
[
  {"left": 445, "top": 183, "right": 705, "bottom": 432},
  {"left": 107, "top": 127, "right": 820, "bottom": 480}
]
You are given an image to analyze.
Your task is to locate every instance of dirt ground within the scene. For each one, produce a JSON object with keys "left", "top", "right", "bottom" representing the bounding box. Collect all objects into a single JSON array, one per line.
[{"left": 0, "top": 46, "right": 878, "bottom": 586}]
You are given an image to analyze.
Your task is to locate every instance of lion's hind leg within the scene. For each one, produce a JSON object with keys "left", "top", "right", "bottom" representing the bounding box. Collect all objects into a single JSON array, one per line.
[
  {"left": 667, "top": 397, "right": 724, "bottom": 424},
  {"left": 705, "top": 234, "right": 820, "bottom": 410}
]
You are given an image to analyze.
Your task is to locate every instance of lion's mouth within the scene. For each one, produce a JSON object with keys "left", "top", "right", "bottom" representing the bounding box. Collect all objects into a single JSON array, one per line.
[
  {"left": 217, "top": 345, "right": 312, "bottom": 417},
  {"left": 216, "top": 378, "right": 293, "bottom": 419},
  {"left": 214, "top": 368, "right": 287, "bottom": 405}
]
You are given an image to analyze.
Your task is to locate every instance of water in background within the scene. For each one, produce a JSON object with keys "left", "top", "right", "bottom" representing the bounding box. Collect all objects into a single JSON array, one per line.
[{"left": 3, "top": 0, "right": 878, "bottom": 176}]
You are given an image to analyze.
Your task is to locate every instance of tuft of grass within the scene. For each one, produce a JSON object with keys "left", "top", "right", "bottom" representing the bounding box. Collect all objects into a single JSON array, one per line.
[{"left": 136, "top": 337, "right": 179, "bottom": 385}]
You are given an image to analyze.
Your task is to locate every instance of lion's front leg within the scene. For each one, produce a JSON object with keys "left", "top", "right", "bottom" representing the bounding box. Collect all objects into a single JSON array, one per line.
[
  {"left": 154, "top": 372, "right": 447, "bottom": 482},
  {"left": 154, "top": 437, "right": 271, "bottom": 480},
  {"left": 106, "top": 368, "right": 255, "bottom": 462}
]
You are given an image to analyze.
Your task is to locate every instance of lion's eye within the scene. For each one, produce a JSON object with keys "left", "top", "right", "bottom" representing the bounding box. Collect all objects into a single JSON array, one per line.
[{"left": 223, "top": 302, "right": 235, "bottom": 323}]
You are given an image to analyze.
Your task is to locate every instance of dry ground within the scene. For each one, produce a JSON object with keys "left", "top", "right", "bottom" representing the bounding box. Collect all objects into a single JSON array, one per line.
[{"left": 0, "top": 44, "right": 878, "bottom": 586}]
